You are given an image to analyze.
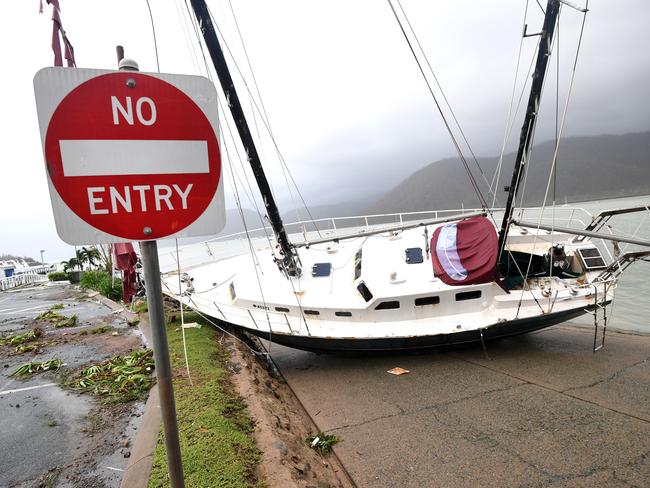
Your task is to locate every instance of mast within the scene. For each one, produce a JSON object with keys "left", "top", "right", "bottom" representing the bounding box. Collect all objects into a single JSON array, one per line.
[
  {"left": 188, "top": 0, "right": 300, "bottom": 276},
  {"left": 497, "top": 0, "right": 561, "bottom": 257}
]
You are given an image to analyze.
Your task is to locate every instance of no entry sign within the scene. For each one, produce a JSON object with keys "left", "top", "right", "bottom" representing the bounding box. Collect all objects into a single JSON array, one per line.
[{"left": 34, "top": 67, "right": 225, "bottom": 244}]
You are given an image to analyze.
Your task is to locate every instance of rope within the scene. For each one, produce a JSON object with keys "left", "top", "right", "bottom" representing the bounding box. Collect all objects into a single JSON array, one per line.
[
  {"left": 387, "top": 0, "right": 489, "bottom": 211},
  {"left": 175, "top": 239, "right": 193, "bottom": 386}
]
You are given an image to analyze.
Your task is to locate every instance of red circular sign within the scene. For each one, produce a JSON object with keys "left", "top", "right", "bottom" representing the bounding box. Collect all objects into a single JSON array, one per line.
[{"left": 45, "top": 72, "right": 220, "bottom": 240}]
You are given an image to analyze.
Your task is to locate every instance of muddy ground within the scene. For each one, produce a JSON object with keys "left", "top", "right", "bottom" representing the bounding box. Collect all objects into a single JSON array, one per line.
[
  {"left": 225, "top": 333, "right": 354, "bottom": 488},
  {"left": 0, "top": 282, "right": 147, "bottom": 488}
]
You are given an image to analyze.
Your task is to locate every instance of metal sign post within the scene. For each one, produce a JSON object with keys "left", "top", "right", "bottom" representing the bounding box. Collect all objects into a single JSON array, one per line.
[{"left": 141, "top": 240, "right": 185, "bottom": 487}]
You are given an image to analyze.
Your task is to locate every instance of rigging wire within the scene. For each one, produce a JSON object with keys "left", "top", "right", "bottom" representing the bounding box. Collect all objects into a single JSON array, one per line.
[
  {"left": 207, "top": 2, "right": 323, "bottom": 238},
  {"left": 226, "top": 0, "right": 300, "bottom": 225},
  {"left": 174, "top": 0, "right": 202, "bottom": 74},
  {"left": 516, "top": 3, "right": 590, "bottom": 311},
  {"left": 145, "top": 0, "right": 160, "bottom": 72},
  {"left": 394, "top": 0, "right": 496, "bottom": 206},
  {"left": 220, "top": 120, "right": 275, "bottom": 343},
  {"left": 491, "top": 0, "right": 531, "bottom": 206},
  {"left": 386, "top": 0, "right": 489, "bottom": 211}
]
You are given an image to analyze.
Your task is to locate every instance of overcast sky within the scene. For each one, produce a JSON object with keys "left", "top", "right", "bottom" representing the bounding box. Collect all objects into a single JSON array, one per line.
[{"left": 1, "top": 0, "right": 649, "bottom": 262}]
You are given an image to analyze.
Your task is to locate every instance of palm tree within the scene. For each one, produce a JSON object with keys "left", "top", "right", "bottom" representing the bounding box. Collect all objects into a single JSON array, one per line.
[
  {"left": 82, "top": 246, "right": 102, "bottom": 270},
  {"left": 61, "top": 257, "right": 81, "bottom": 272}
]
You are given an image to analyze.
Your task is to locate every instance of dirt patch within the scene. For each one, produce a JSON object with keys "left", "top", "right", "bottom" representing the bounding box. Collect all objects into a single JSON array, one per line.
[{"left": 226, "top": 335, "right": 354, "bottom": 488}]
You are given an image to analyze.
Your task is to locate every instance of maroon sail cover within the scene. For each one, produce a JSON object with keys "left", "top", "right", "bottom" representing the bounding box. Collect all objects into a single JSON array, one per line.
[
  {"left": 113, "top": 243, "right": 138, "bottom": 303},
  {"left": 430, "top": 216, "right": 498, "bottom": 286}
]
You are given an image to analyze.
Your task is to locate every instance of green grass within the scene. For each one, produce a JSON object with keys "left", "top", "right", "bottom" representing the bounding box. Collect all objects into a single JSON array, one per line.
[{"left": 148, "top": 312, "right": 260, "bottom": 488}]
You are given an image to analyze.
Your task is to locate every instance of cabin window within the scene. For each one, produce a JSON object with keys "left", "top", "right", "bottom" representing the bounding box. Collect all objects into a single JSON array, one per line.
[
  {"left": 312, "top": 262, "right": 332, "bottom": 277},
  {"left": 415, "top": 296, "right": 440, "bottom": 306},
  {"left": 335, "top": 311, "right": 352, "bottom": 317},
  {"left": 405, "top": 247, "right": 423, "bottom": 264},
  {"left": 304, "top": 309, "right": 320, "bottom": 316},
  {"left": 354, "top": 249, "right": 363, "bottom": 280},
  {"left": 275, "top": 306, "right": 290, "bottom": 313},
  {"left": 357, "top": 281, "right": 373, "bottom": 302},
  {"left": 375, "top": 301, "right": 400, "bottom": 310},
  {"left": 456, "top": 290, "right": 482, "bottom": 301}
]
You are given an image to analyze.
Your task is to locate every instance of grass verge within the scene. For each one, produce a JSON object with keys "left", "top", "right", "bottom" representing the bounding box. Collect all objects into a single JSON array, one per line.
[{"left": 148, "top": 312, "right": 260, "bottom": 488}]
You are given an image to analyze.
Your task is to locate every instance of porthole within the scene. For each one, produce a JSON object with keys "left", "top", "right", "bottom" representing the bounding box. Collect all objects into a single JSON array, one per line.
[{"left": 456, "top": 290, "right": 482, "bottom": 301}]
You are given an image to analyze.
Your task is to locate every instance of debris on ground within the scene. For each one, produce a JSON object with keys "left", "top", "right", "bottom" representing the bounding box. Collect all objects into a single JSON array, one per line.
[
  {"left": 11, "top": 358, "right": 63, "bottom": 377},
  {"left": 387, "top": 367, "right": 410, "bottom": 376},
  {"left": 36, "top": 309, "right": 78, "bottom": 328},
  {"left": 0, "top": 328, "right": 42, "bottom": 346},
  {"left": 68, "top": 349, "right": 155, "bottom": 403},
  {"left": 306, "top": 432, "right": 340, "bottom": 455},
  {"left": 15, "top": 343, "right": 39, "bottom": 354}
]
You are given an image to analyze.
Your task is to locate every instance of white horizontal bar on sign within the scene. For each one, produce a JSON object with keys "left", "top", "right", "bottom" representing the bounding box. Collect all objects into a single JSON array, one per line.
[{"left": 59, "top": 139, "right": 209, "bottom": 176}]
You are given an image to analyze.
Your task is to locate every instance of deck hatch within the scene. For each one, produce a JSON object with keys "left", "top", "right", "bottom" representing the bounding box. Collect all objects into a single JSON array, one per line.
[
  {"left": 405, "top": 247, "right": 423, "bottom": 264},
  {"left": 312, "top": 262, "right": 332, "bottom": 277},
  {"left": 576, "top": 247, "right": 607, "bottom": 270}
]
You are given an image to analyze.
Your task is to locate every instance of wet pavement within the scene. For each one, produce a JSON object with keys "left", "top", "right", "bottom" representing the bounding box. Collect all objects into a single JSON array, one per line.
[
  {"left": 0, "top": 282, "right": 145, "bottom": 487},
  {"left": 265, "top": 324, "right": 650, "bottom": 487}
]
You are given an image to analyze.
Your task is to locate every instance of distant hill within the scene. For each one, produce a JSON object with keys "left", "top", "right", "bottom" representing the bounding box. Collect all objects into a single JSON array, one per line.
[
  {"left": 0, "top": 254, "right": 37, "bottom": 265},
  {"left": 368, "top": 132, "right": 650, "bottom": 213}
]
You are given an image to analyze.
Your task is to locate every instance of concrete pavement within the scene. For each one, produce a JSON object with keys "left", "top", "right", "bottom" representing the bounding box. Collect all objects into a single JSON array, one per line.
[{"left": 266, "top": 324, "right": 650, "bottom": 487}]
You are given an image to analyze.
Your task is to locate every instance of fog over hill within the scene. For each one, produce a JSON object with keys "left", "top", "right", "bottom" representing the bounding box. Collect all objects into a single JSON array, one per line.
[
  {"left": 218, "top": 132, "right": 649, "bottom": 237},
  {"left": 368, "top": 132, "right": 650, "bottom": 214}
]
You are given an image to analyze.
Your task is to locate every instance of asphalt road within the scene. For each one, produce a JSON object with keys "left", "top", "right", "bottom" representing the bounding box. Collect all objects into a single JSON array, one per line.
[
  {"left": 0, "top": 282, "right": 143, "bottom": 487},
  {"left": 266, "top": 324, "right": 650, "bottom": 487}
]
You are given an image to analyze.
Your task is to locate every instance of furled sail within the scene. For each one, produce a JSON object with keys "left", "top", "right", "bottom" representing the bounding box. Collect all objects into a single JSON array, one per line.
[{"left": 430, "top": 216, "right": 498, "bottom": 286}]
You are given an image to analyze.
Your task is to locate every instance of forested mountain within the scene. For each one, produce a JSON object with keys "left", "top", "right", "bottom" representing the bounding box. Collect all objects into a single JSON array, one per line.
[{"left": 368, "top": 132, "right": 650, "bottom": 213}]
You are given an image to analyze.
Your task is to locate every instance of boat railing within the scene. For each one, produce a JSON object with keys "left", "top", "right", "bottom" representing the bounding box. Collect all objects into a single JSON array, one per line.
[
  {"left": 203, "top": 205, "right": 595, "bottom": 246},
  {"left": 157, "top": 205, "right": 598, "bottom": 273}
]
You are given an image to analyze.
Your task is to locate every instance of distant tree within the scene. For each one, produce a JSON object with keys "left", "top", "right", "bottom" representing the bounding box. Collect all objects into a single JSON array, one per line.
[
  {"left": 82, "top": 246, "right": 102, "bottom": 269},
  {"left": 61, "top": 257, "right": 81, "bottom": 272},
  {"left": 97, "top": 244, "right": 113, "bottom": 273}
]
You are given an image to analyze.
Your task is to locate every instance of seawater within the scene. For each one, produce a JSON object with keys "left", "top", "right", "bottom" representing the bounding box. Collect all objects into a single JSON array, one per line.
[{"left": 565, "top": 195, "right": 650, "bottom": 333}]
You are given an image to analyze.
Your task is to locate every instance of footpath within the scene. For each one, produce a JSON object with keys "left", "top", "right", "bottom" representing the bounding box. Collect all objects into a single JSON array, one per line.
[{"left": 266, "top": 324, "right": 650, "bottom": 487}]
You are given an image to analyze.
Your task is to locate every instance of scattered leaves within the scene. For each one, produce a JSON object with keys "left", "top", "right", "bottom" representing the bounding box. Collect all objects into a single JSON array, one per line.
[
  {"left": 37, "top": 310, "right": 78, "bottom": 328},
  {"left": 11, "top": 359, "right": 63, "bottom": 377},
  {"left": 69, "top": 349, "right": 155, "bottom": 403},
  {"left": 0, "top": 329, "right": 42, "bottom": 346},
  {"left": 306, "top": 432, "right": 339, "bottom": 455},
  {"left": 15, "top": 344, "right": 38, "bottom": 354}
]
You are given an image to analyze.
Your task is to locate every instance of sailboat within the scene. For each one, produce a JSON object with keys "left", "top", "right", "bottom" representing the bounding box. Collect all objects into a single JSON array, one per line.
[{"left": 159, "top": 0, "right": 650, "bottom": 353}]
